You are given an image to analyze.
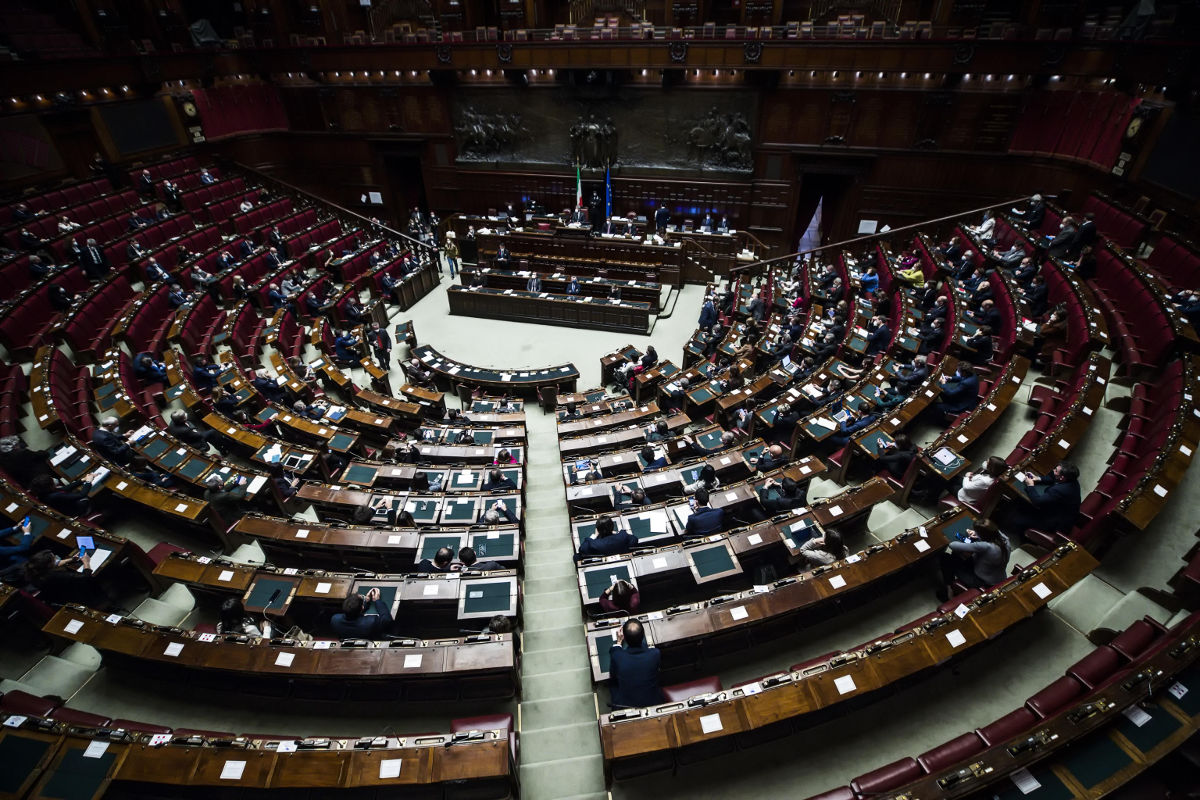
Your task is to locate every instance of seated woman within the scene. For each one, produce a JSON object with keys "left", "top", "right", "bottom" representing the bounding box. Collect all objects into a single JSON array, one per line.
[
  {"left": 955, "top": 456, "right": 1008, "bottom": 506},
  {"left": 598, "top": 578, "right": 640, "bottom": 614},
  {"left": 30, "top": 473, "right": 92, "bottom": 516},
  {"left": 21, "top": 549, "right": 106, "bottom": 607},
  {"left": 936, "top": 518, "right": 1010, "bottom": 602},
  {"left": 797, "top": 530, "right": 847, "bottom": 567},
  {"left": 217, "top": 597, "right": 269, "bottom": 637},
  {"left": 683, "top": 464, "right": 720, "bottom": 494}
]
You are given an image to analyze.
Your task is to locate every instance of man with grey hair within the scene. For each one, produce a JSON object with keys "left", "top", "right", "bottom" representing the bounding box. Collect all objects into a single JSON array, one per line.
[
  {"left": 91, "top": 417, "right": 133, "bottom": 465},
  {"left": 203, "top": 473, "right": 248, "bottom": 521},
  {"left": 167, "top": 410, "right": 227, "bottom": 455},
  {"left": 477, "top": 500, "right": 516, "bottom": 525}
]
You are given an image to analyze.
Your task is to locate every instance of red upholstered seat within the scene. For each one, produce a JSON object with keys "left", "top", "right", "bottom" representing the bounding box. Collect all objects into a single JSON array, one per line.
[
  {"left": 49, "top": 707, "right": 112, "bottom": 727},
  {"left": 802, "top": 787, "right": 855, "bottom": 800},
  {"left": 850, "top": 757, "right": 922, "bottom": 795},
  {"left": 917, "top": 732, "right": 987, "bottom": 773},
  {"left": 1025, "top": 676, "right": 1086, "bottom": 718},
  {"left": 147, "top": 541, "right": 189, "bottom": 566},
  {"left": 0, "top": 690, "right": 58, "bottom": 717},
  {"left": 976, "top": 707, "right": 1038, "bottom": 746},
  {"left": 450, "top": 713, "right": 513, "bottom": 734},
  {"left": 661, "top": 676, "right": 723, "bottom": 702},
  {"left": 1066, "top": 646, "right": 1125, "bottom": 689},
  {"left": 109, "top": 718, "right": 171, "bottom": 734},
  {"left": 1108, "top": 618, "right": 1166, "bottom": 661}
]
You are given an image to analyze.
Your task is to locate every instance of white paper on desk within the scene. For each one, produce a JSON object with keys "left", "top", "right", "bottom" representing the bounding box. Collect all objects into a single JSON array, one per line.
[
  {"left": 1169, "top": 682, "right": 1188, "bottom": 700},
  {"left": 1032, "top": 582, "right": 1051, "bottom": 600},
  {"left": 724, "top": 491, "right": 738, "bottom": 502},
  {"left": 1011, "top": 768, "right": 1040, "bottom": 795},
  {"left": 64, "top": 619, "right": 84, "bottom": 634},
  {"left": 277, "top": 740, "right": 299, "bottom": 753},
  {"left": 164, "top": 642, "right": 184, "bottom": 657},
  {"left": 914, "top": 539, "right": 931, "bottom": 553},
  {"left": 82, "top": 740, "right": 109, "bottom": 758},
  {"left": 379, "top": 758, "right": 403, "bottom": 779},
  {"left": 827, "top": 505, "right": 843, "bottom": 517},
  {"left": 275, "top": 652, "right": 295, "bottom": 667},
  {"left": 456, "top": 471, "right": 474, "bottom": 485},
  {"left": 918, "top": 526, "right": 928, "bottom": 538},
  {"left": 4, "top": 715, "right": 27, "bottom": 727},
  {"left": 1123, "top": 705, "right": 1152, "bottom": 727},
  {"left": 699, "top": 713, "right": 723, "bottom": 734},
  {"left": 730, "top": 605, "right": 749, "bottom": 621},
  {"left": 246, "top": 475, "right": 267, "bottom": 494},
  {"left": 1154, "top": 484, "right": 1168, "bottom": 497},
  {"left": 313, "top": 640, "right": 333, "bottom": 649},
  {"left": 3, "top": 501, "right": 17, "bottom": 513},
  {"left": 198, "top": 633, "right": 217, "bottom": 642},
  {"left": 814, "top": 417, "right": 837, "bottom": 430},
  {"left": 747, "top": 533, "right": 763, "bottom": 546},
  {"left": 197, "top": 556, "right": 212, "bottom": 564},
  {"left": 652, "top": 557, "right": 668, "bottom": 569},
  {"left": 945, "top": 629, "right": 966, "bottom": 648},
  {"left": 845, "top": 554, "right": 861, "bottom": 564},
  {"left": 220, "top": 760, "right": 246, "bottom": 780},
  {"left": 828, "top": 575, "right": 847, "bottom": 590},
  {"left": 423, "top": 584, "right": 440, "bottom": 596},
  {"left": 56, "top": 527, "right": 71, "bottom": 539},
  {"left": 468, "top": 591, "right": 483, "bottom": 599},
  {"left": 105, "top": 613, "right": 122, "bottom": 624},
  {"left": 834, "top": 675, "right": 856, "bottom": 695},
  {"left": 648, "top": 512, "right": 668, "bottom": 534},
  {"left": 283, "top": 568, "right": 298, "bottom": 576},
  {"left": 218, "top": 570, "right": 234, "bottom": 582},
  {"left": 174, "top": 503, "right": 190, "bottom": 513},
  {"left": 403, "top": 654, "right": 423, "bottom": 669},
  {"left": 315, "top": 582, "right": 331, "bottom": 594},
  {"left": 50, "top": 447, "right": 77, "bottom": 466},
  {"left": 955, "top": 604, "right": 970, "bottom": 619}
]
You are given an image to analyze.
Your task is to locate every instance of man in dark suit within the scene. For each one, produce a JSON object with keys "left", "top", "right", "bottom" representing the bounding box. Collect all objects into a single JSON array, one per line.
[
  {"left": 1071, "top": 213, "right": 1097, "bottom": 259},
  {"left": 91, "top": 417, "right": 134, "bottom": 466},
  {"left": 1005, "top": 462, "right": 1082, "bottom": 539},
  {"left": 639, "top": 445, "right": 668, "bottom": 472},
  {"left": 526, "top": 273, "right": 542, "bottom": 292},
  {"left": 80, "top": 238, "right": 109, "bottom": 280},
  {"left": 747, "top": 291, "right": 766, "bottom": 322},
  {"left": 865, "top": 318, "right": 891, "bottom": 355},
  {"left": 577, "top": 516, "right": 638, "bottom": 559},
  {"left": 654, "top": 205, "right": 670, "bottom": 232},
  {"left": 608, "top": 620, "right": 664, "bottom": 708},
  {"left": 759, "top": 476, "right": 807, "bottom": 514},
  {"left": 168, "top": 410, "right": 228, "bottom": 455},
  {"left": 136, "top": 169, "right": 155, "bottom": 198},
  {"left": 698, "top": 297, "right": 718, "bottom": 329},
  {"left": 895, "top": 355, "right": 930, "bottom": 393},
  {"left": 417, "top": 547, "right": 455, "bottom": 573},
  {"left": 265, "top": 246, "right": 284, "bottom": 269},
  {"left": 755, "top": 444, "right": 788, "bottom": 473},
  {"left": 330, "top": 588, "right": 392, "bottom": 639},
  {"left": 144, "top": 258, "right": 177, "bottom": 286},
  {"left": 1013, "top": 194, "right": 1045, "bottom": 230},
  {"left": 683, "top": 488, "right": 725, "bottom": 537},
  {"left": 933, "top": 364, "right": 981, "bottom": 417},
  {"left": 126, "top": 238, "right": 147, "bottom": 261},
  {"left": 367, "top": 321, "right": 391, "bottom": 365},
  {"left": 495, "top": 244, "right": 510, "bottom": 269},
  {"left": 267, "top": 226, "right": 287, "bottom": 257},
  {"left": 216, "top": 250, "right": 237, "bottom": 270}
]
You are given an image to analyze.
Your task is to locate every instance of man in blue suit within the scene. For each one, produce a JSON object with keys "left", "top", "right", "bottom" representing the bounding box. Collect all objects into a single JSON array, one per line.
[
  {"left": 609, "top": 620, "right": 664, "bottom": 709},
  {"left": 577, "top": 516, "right": 639, "bottom": 560},
  {"left": 698, "top": 297, "right": 718, "bottom": 329},
  {"left": 683, "top": 488, "right": 724, "bottom": 537},
  {"left": 330, "top": 588, "right": 392, "bottom": 639},
  {"left": 933, "top": 364, "right": 980, "bottom": 418}
]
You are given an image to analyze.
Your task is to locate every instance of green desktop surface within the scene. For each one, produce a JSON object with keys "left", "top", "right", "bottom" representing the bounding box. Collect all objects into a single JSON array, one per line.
[
  {"left": 94, "top": 382, "right": 116, "bottom": 398},
  {"left": 244, "top": 577, "right": 296, "bottom": 609},
  {"left": 987, "top": 766, "right": 1072, "bottom": 800},
  {"left": 1167, "top": 664, "right": 1200, "bottom": 715},
  {"left": 462, "top": 580, "right": 514, "bottom": 614},
  {"left": 139, "top": 437, "right": 170, "bottom": 459},
  {"left": 1059, "top": 733, "right": 1132, "bottom": 790},
  {"left": 927, "top": 450, "right": 965, "bottom": 477},
  {"left": 593, "top": 630, "right": 620, "bottom": 676},
  {"left": 659, "top": 363, "right": 680, "bottom": 377},
  {"left": 941, "top": 513, "right": 976, "bottom": 542},
  {"left": 38, "top": 744, "right": 117, "bottom": 800},
  {"left": 678, "top": 466, "right": 704, "bottom": 484},
  {"left": 695, "top": 430, "right": 723, "bottom": 450},
  {"left": 470, "top": 430, "right": 494, "bottom": 444},
  {"left": 343, "top": 464, "right": 378, "bottom": 485},
  {"left": 742, "top": 444, "right": 766, "bottom": 462},
  {"left": 407, "top": 499, "right": 442, "bottom": 524},
  {"left": 583, "top": 563, "right": 632, "bottom": 600},
  {"left": 165, "top": 382, "right": 187, "bottom": 400},
  {"left": 177, "top": 457, "right": 210, "bottom": 480},
  {"left": 443, "top": 499, "right": 478, "bottom": 522},
  {"left": 690, "top": 544, "right": 737, "bottom": 578},
  {"left": 469, "top": 531, "right": 516, "bottom": 560},
  {"left": 688, "top": 387, "right": 716, "bottom": 404},
  {"left": 0, "top": 734, "right": 52, "bottom": 794},
  {"left": 758, "top": 405, "right": 780, "bottom": 425},
  {"left": 419, "top": 534, "right": 464, "bottom": 560},
  {"left": 232, "top": 387, "right": 253, "bottom": 403},
  {"left": 858, "top": 430, "right": 894, "bottom": 456},
  {"left": 157, "top": 447, "right": 187, "bottom": 469},
  {"left": 58, "top": 455, "right": 93, "bottom": 479},
  {"left": 328, "top": 432, "right": 356, "bottom": 451},
  {"left": 255, "top": 408, "right": 278, "bottom": 423},
  {"left": 1115, "top": 701, "right": 1184, "bottom": 754}
]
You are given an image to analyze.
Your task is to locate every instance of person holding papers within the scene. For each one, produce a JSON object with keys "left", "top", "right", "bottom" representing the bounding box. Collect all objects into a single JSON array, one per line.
[
  {"left": 683, "top": 489, "right": 724, "bottom": 537},
  {"left": 331, "top": 587, "right": 392, "bottom": 639},
  {"left": 828, "top": 401, "right": 879, "bottom": 449},
  {"left": 599, "top": 579, "right": 640, "bottom": 613},
  {"left": 1002, "top": 462, "right": 1082, "bottom": 541},
  {"left": 609, "top": 619, "right": 663, "bottom": 708},
  {"left": 935, "top": 519, "right": 1010, "bottom": 602},
  {"left": 22, "top": 549, "right": 106, "bottom": 607},
  {"left": 577, "top": 516, "right": 638, "bottom": 559}
]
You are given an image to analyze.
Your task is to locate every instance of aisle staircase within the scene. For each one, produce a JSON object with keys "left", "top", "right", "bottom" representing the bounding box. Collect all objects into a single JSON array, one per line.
[{"left": 516, "top": 409, "right": 608, "bottom": 799}]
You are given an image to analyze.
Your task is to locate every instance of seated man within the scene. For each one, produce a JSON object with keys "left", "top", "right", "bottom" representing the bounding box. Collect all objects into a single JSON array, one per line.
[
  {"left": 167, "top": 410, "right": 228, "bottom": 455},
  {"left": 417, "top": 546, "right": 455, "bottom": 573},
  {"left": 608, "top": 620, "right": 664, "bottom": 709},
  {"left": 934, "top": 363, "right": 981, "bottom": 418},
  {"left": 683, "top": 488, "right": 725, "bottom": 537},
  {"left": 132, "top": 352, "right": 167, "bottom": 383},
  {"left": 755, "top": 444, "right": 787, "bottom": 473},
  {"left": 759, "top": 477, "right": 807, "bottom": 514},
  {"left": 190, "top": 355, "right": 222, "bottom": 393},
  {"left": 478, "top": 500, "right": 516, "bottom": 525},
  {"left": 482, "top": 468, "right": 517, "bottom": 491},
  {"left": 333, "top": 330, "right": 362, "bottom": 363},
  {"left": 330, "top": 588, "right": 392, "bottom": 639},
  {"left": 639, "top": 445, "right": 668, "bottom": 472},
  {"left": 577, "top": 516, "right": 638, "bottom": 559},
  {"left": 458, "top": 546, "right": 504, "bottom": 572},
  {"left": 91, "top": 417, "right": 134, "bottom": 466},
  {"left": 1003, "top": 461, "right": 1082, "bottom": 541},
  {"left": 895, "top": 355, "right": 930, "bottom": 393}
]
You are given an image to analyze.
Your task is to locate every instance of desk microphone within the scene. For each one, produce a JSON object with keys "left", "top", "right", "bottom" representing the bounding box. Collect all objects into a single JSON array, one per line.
[{"left": 261, "top": 588, "right": 282, "bottom": 637}]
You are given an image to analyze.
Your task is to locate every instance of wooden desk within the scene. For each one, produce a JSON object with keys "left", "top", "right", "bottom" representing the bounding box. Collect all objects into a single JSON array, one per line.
[
  {"left": 45, "top": 606, "right": 517, "bottom": 701},
  {"left": 413, "top": 345, "right": 578, "bottom": 397},
  {"left": 448, "top": 285, "right": 652, "bottom": 335},
  {"left": 598, "top": 543, "right": 1098, "bottom": 771},
  {"left": 462, "top": 267, "right": 662, "bottom": 311}
]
